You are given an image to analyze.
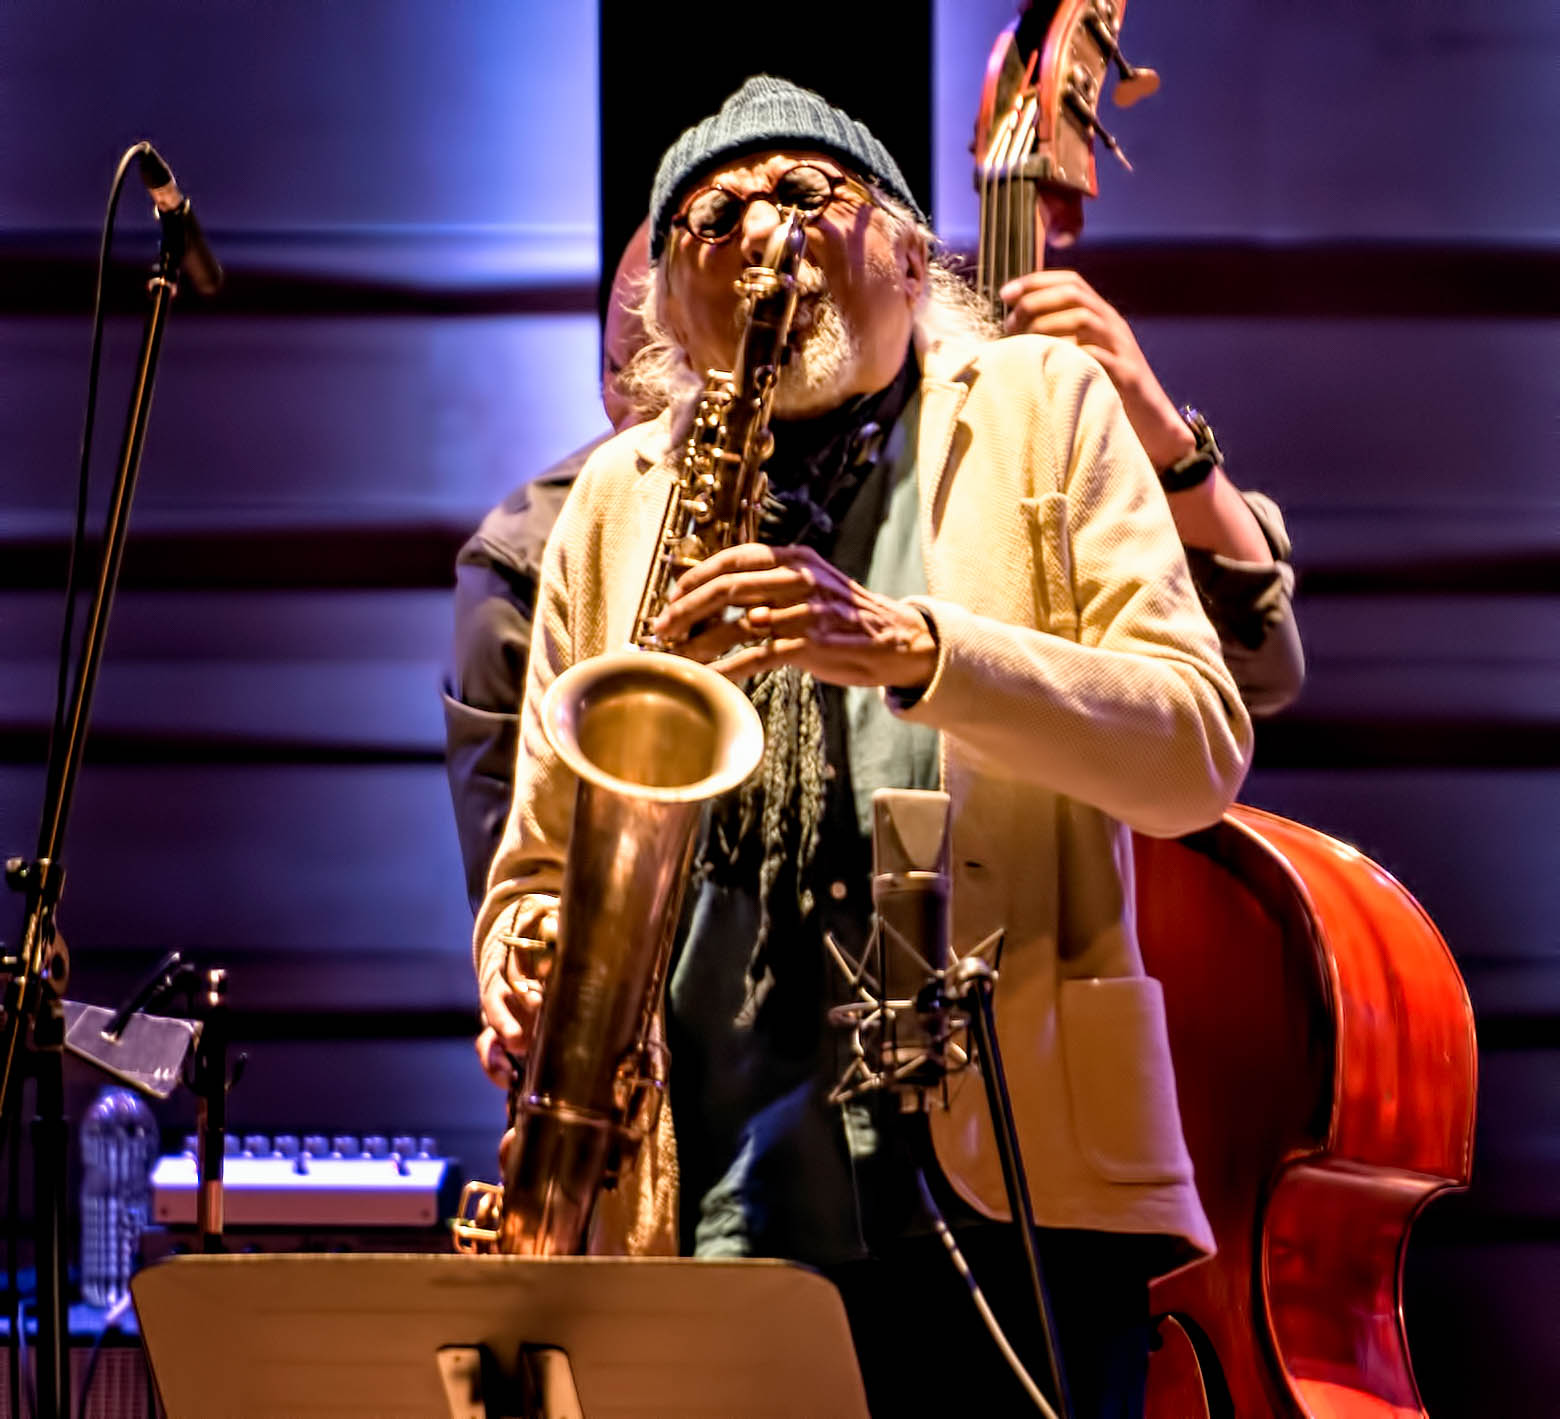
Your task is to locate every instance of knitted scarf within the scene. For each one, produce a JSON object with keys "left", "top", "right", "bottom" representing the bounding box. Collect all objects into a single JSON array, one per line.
[{"left": 699, "top": 351, "right": 919, "bottom": 1024}]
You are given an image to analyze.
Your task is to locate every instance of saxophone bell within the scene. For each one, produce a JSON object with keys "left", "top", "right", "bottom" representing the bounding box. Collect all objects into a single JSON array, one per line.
[{"left": 489, "top": 652, "right": 762, "bottom": 1255}]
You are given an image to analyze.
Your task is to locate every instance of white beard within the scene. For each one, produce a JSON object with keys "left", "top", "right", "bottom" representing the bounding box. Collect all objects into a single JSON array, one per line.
[{"left": 771, "top": 292, "right": 859, "bottom": 416}]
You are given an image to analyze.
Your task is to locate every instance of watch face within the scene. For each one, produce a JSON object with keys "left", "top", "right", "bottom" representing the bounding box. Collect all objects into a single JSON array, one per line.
[{"left": 1178, "top": 407, "right": 1222, "bottom": 467}]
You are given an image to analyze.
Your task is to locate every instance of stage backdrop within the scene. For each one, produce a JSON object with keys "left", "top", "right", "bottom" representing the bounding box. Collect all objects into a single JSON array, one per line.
[{"left": 0, "top": 3, "right": 1554, "bottom": 1414}]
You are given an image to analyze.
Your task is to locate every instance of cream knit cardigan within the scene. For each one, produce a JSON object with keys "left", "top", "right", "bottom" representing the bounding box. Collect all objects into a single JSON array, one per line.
[{"left": 475, "top": 333, "right": 1252, "bottom": 1271}]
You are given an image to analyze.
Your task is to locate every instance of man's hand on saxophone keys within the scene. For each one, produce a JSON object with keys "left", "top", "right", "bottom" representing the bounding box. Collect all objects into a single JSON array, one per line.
[
  {"left": 477, "top": 908, "right": 558, "bottom": 1086},
  {"left": 653, "top": 542, "right": 938, "bottom": 692}
]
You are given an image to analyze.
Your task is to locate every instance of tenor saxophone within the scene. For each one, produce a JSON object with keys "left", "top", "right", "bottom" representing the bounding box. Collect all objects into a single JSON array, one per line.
[{"left": 454, "top": 212, "right": 809, "bottom": 1255}]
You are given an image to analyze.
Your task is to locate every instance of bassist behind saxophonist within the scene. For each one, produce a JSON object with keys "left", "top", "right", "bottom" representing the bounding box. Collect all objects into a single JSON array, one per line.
[{"left": 475, "top": 77, "right": 1251, "bottom": 1418}]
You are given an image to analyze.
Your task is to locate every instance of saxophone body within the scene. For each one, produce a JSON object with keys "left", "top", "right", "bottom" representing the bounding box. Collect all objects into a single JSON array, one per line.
[{"left": 455, "top": 213, "right": 808, "bottom": 1256}]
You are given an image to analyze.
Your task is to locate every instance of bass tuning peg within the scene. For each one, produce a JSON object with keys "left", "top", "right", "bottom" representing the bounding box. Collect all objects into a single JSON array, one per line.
[
  {"left": 1064, "top": 85, "right": 1134, "bottom": 173},
  {"left": 1084, "top": 12, "right": 1161, "bottom": 109}
]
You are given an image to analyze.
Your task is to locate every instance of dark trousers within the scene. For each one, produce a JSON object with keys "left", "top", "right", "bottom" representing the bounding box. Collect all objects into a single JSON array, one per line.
[{"left": 824, "top": 1225, "right": 1154, "bottom": 1419}]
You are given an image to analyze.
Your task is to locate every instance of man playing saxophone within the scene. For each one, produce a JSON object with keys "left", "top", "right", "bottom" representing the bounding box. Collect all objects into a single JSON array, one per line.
[{"left": 475, "top": 76, "right": 1252, "bottom": 1417}]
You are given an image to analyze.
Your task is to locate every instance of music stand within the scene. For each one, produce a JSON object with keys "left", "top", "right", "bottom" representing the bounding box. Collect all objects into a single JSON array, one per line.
[{"left": 131, "top": 1253, "right": 870, "bottom": 1418}]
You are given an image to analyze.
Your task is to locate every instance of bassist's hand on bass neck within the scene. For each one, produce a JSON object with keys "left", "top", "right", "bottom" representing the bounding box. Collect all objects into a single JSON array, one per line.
[{"left": 997, "top": 267, "right": 1271, "bottom": 564}]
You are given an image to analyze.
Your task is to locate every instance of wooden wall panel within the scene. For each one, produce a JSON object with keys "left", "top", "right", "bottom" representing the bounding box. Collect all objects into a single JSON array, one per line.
[
  {"left": 0, "top": 1, "right": 599, "bottom": 245},
  {"left": 1, "top": 661, "right": 443, "bottom": 755},
  {"left": 933, "top": 0, "right": 1560, "bottom": 245},
  {"left": 0, "top": 764, "right": 470, "bottom": 959},
  {"left": 1127, "top": 317, "right": 1558, "bottom": 524},
  {"left": 14, "top": 763, "right": 1552, "bottom": 1029},
  {"left": 1242, "top": 769, "right": 1559, "bottom": 975},
  {"left": 6, "top": 314, "right": 1553, "bottom": 556},
  {"left": 1403, "top": 1236, "right": 1560, "bottom": 1419},
  {"left": 6, "top": 592, "right": 1557, "bottom": 773},
  {"left": 0, "top": 314, "right": 605, "bottom": 529},
  {"left": 2, "top": 589, "right": 454, "bottom": 671},
  {"left": 1464, "top": 1050, "right": 1560, "bottom": 1222}
]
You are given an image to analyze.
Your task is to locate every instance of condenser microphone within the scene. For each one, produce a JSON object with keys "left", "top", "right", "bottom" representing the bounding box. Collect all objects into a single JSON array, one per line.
[
  {"left": 137, "top": 144, "right": 224, "bottom": 296},
  {"left": 870, "top": 788, "right": 953, "bottom": 1098}
]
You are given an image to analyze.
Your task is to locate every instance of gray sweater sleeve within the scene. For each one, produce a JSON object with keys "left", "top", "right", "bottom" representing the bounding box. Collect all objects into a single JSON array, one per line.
[
  {"left": 442, "top": 453, "right": 592, "bottom": 911},
  {"left": 1183, "top": 490, "right": 1305, "bottom": 718}
]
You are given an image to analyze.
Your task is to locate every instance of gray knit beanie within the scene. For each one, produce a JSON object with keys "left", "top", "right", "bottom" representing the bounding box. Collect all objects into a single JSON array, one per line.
[{"left": 648, "top": 75, "right": 927, "bottom": 258}]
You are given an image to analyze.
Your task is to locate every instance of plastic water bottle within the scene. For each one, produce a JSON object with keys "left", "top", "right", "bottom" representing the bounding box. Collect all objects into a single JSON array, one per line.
[{"left": 79, "top": 1086, "right": 157, "bottom": 1307}]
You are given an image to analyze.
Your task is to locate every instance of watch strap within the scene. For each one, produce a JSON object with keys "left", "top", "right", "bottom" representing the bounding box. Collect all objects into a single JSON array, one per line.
[{"left": 1159, "top": 406, "right": 1224, "bottom": 492}]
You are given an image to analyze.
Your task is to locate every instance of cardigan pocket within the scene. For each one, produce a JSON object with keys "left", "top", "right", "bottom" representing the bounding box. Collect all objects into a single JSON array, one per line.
[
  {"left": 1020, "top": 494, "right": 1079, "bottom": 640},
  {"left": 1058, "top": 976, "right": 1195, "bottom": 1184}
]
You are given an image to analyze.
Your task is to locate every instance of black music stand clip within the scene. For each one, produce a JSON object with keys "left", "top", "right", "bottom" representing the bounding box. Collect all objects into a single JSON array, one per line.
[{"left": 436, "top": 1342, "right": 583, "bottom": 1419}]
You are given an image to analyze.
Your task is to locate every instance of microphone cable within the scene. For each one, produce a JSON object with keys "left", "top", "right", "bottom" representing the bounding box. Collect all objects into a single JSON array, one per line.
[
  {"left": 5, "top": 1107, "right": 21, "bottom": 1419},
  {"left": 915, "top": 1168, "right": 1061, "bottom": 1419},
  {"left": 74, "top": 1293, "right": 133, "bottom": 1419},
  {"left": 41, "top": 142, "right": 151, "bottom": 824},
  {"left": 11, "top": 1299, "right": 31, "bottom": 1419}
]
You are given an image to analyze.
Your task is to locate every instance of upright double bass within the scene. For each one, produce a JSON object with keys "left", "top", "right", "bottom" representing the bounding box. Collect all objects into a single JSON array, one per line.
[{"left": 971, "top": 6, "right": 1477, "bottom": 1415}]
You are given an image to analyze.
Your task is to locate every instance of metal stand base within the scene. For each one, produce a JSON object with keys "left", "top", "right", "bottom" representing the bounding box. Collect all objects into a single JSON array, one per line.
[{"left": 437, "top": 1344, "right": 583, "bottom": 1419}]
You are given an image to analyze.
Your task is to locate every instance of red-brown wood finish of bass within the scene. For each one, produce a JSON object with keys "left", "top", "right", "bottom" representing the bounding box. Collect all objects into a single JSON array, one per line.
[{"left": 1135, "top": 807, "right": 1477, "bottom": 1417}]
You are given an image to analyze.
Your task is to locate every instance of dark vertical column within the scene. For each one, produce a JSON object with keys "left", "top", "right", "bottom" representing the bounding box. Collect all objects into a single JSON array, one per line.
[{"left": 597, "top": 0, "right": 933, "bottom": 322}]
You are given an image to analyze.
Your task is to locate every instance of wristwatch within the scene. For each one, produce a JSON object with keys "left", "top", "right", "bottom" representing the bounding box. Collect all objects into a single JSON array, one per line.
[{"left": 1159, "top": 406, "right": 1224, "bottom": 492}]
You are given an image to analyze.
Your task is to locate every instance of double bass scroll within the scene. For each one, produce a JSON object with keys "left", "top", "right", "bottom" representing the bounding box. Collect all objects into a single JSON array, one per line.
[{"left": 974, "top": 0, "right": 1158, "bottom": 301}]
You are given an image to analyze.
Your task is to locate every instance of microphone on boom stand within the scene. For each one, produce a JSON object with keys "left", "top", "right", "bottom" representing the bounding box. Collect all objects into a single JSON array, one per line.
[{"left": 137, "top": 144, "right": 224, "bottom": 296}]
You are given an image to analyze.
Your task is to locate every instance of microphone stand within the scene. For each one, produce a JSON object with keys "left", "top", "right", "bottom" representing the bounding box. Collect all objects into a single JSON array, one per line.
[
  {"left": 190, "top": 969, "right": 231, "bottom": 1253},
  {"left": 940, "top": 954, "right": 1072, "bottom": 1419},
  {"left": 828, "top": 934, "right": 1074, "bottom": 1419},
  {"left": 101, "top": 953, "right": 236, "bottom": 1251},
  {"left": 0, "top": 217, "right": 187, "bottom": 1419}
]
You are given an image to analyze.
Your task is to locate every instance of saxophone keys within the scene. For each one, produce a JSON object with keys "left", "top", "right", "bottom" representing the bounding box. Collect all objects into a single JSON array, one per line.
[{"left": 451, "top": 1179, "right": 504, "bottom": 1253}]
